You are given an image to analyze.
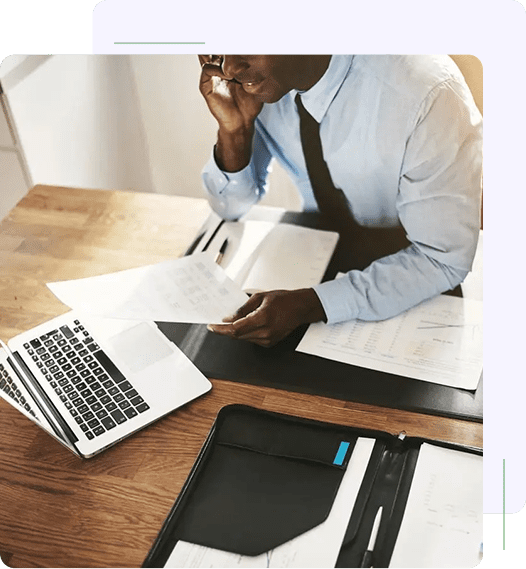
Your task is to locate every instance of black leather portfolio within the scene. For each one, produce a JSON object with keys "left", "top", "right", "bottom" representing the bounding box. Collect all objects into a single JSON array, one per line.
[
  {"left": 142, "top": 405, "right": 482, "bottom": 568},
  {"left": 157, "top": 211, "right": 482, "bottom": 422}
]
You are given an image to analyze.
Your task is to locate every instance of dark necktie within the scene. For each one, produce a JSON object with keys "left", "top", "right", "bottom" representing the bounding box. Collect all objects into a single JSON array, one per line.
[
  {"left": 296, "top": 93, "right": 411, "bottom": 269},
  {"left": 295, "top": 93, "right": 358, "bottom": 233}
]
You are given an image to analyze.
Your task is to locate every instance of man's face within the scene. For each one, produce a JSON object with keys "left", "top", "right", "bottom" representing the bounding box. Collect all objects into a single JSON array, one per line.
[{"left": 218, "top": 55, "right": 308, "bottom": 103}]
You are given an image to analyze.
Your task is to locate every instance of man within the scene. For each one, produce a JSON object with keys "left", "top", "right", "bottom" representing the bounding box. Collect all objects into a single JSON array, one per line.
[{"left": 198, "top": 55, "right": 482, "bottom": 347}]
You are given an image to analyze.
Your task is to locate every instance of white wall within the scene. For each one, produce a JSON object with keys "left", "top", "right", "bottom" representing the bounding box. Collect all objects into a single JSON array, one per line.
[
  {"left": 1, "top": 55, "right": 153, "bottom": 194},
  {"left": 129, "top": 55, "right": 216, "bottom": 199}
]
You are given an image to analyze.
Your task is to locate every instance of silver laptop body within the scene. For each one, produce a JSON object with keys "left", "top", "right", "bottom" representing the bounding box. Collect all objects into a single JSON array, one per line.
[{"left": 0, "top": 311, "right": 211, "bottom": 458}]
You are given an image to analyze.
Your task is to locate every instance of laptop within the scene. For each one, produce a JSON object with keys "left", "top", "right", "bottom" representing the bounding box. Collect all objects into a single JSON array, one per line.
[{"left": 0, "top": 311, "right": 211, "bottom": 458}]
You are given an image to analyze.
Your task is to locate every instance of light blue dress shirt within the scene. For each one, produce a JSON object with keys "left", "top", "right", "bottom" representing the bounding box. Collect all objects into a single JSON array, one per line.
[{"left": 202, "top": 55, "right": 482, "bottom": 324}]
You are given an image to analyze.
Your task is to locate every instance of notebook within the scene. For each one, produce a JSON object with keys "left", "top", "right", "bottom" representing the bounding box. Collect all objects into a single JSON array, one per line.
[
  {"left": 0, "top": 311, "right": 211, "bottom": 458},
  {"left": 197, "top": 220, "right": 339, "bottom": 294}
]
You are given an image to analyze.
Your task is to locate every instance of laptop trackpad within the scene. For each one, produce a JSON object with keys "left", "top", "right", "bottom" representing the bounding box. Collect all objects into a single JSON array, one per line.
[{"left": 109, "top": 322, "right": 173, "bottom": 373}]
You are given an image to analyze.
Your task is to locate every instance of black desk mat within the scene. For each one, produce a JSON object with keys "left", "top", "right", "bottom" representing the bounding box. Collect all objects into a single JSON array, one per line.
[{"left": 157, "top": 211, "right": 482, "bottom": 422}]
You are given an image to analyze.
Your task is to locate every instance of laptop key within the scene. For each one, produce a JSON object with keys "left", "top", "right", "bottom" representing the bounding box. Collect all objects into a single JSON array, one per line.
[
  {"left": 85, "top": 431, "right": 94, "bottom": 440},
  {"left": 101, "top": 416, "right": 117, "bottom": 430},
  {"left": 136, "top": 402, "right": 150, "bottom": 413},
  {"left": 118, "top": 380, "right": 133, "bottom": 392},
  {"left": 124, "top": 407, "right": 138, "bottom": 419},
  {"left": 110, "top": 409, "right": 127, "bottom": 424},
  {"left": 59, "top": 325, "right": 74, "bottom": 339},
  {"left": 93, "top": 425, "right": 106, "bottom": 436},
  {"left": 93, "top": 349, "right": 126, "bottom": 383}
]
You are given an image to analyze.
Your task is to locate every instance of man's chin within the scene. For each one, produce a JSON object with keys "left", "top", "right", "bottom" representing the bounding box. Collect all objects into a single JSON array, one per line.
[{"left": 254, "top": 90, "right": 289, "bottom": 104}]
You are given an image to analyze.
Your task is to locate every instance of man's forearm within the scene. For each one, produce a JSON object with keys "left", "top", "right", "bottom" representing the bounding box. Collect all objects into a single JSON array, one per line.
[{"left": 215, "top": 126, "right": 255, "bottom": 172}]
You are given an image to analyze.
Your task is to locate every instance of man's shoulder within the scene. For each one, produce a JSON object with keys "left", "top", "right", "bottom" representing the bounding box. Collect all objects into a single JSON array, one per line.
[{"left": 353, "top": 54, "right": 464, "bottom": 95}]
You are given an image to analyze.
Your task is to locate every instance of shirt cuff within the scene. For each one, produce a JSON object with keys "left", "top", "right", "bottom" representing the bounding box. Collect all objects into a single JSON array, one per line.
[
  {"left": 312, "top": 277, "right": 359, "bottom": 325},
  {"left": 202, "top": 151, "right": 256, "bottom": 197}
]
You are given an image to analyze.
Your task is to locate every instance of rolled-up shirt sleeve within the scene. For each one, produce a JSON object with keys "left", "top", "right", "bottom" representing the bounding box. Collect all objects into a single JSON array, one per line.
[
  {"left": 313, "top": 78, "right": 482, "bottom": 324},
  {"left": 202, "top": 125, "right": 273, "bottom": 220}
]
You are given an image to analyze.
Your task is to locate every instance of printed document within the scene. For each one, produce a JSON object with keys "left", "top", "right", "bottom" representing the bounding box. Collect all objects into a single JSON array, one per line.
[
  {"left": 47, "top": 253, "right": 248, "bottom": 324},
  {"left": 389, "top": 443, "right": 482, "bottom": 568},
  {"left": 165, "top": 437, "right": 375, "bottom": 568},
  {"left": 296, "top": 294, "right": 482, "bottom": 390}
]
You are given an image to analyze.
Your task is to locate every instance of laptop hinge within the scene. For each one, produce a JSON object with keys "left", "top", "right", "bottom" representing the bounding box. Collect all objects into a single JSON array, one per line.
[{"left": 4, "top": 344, "right": 80, "bottom": 449}]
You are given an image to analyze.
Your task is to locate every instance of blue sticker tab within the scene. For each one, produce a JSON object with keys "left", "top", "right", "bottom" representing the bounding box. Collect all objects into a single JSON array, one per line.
[{"left": 333, "top": 441, "right": 350, "bottom": 465}]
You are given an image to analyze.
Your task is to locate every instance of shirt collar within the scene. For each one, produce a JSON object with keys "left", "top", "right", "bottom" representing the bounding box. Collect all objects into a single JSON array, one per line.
[{"left": 293, "top": 55, "right": 354, "bottom": 123}]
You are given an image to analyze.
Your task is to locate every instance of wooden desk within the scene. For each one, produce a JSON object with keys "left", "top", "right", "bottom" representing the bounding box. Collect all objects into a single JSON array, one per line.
[{"left": 0, "top": 185, "right": 482, "bottom": 568}]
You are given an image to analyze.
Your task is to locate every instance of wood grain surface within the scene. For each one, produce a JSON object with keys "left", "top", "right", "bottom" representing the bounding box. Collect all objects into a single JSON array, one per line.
[{"left": 0, "top": 186, "right": 482, "bottom": 568}]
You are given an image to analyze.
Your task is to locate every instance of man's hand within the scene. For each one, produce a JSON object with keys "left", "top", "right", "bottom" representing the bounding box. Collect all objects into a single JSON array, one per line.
[
  {"left": 198, "top": 55, "right": 263, "bottom": 172},
  {"left": 207, "top": 288, "right": 327, "bottom": 348},
  {"left": 198, "top": 55, "right": 263, "bottom": 134}
]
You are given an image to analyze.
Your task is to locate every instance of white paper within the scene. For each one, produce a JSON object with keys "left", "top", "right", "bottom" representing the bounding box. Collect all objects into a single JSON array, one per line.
[
  {"left": 47, "top": 253, "right": 249, "bottom": 324},
  {"left": 203, "top": 221, "right": 339, "bottom": 294},
  {"left": 389, "top": 443, "right": 483, "bottom": 568},
  {"left": 165, "top": 437, "right": 376, "bottom": 568},
  {"left": 297, "top": 294, "right": 483, "bottom": 389}
]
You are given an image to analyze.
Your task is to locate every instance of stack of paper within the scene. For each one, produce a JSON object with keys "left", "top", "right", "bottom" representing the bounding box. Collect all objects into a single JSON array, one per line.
[
  {"left": 296, "top": 293, "right": 483, "bottom": 390},
  {"left": 389, "top": 444, "right": 482, "bottom": 568}
]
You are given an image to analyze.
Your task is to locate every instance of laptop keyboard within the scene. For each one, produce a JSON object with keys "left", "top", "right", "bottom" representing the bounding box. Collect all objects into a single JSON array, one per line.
[
  {"left": 22, "top": 319, "right": 150, "bottom": 441},
  {"left": 0, "top": 362, "right": 38, "bottom": 417}
]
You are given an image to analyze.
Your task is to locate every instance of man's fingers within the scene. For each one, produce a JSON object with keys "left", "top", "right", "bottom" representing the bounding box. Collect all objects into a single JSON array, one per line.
[
  {"left": 207, "top": 320, "right": 274, "bottom": 346},
  {"left": 200, "top": 63, "right": 230, "bottom": 81},
  {"left": 209, "top": 300, "right": 267, "bottom": 336},
  {"left": 222, "top": 294, "right": 265, "bottom": 322}
]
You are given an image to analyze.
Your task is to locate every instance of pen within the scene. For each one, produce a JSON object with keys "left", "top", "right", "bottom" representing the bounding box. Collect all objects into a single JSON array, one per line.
[
  {"left": 202, "top": 219, "right": 225, "bottom": 252},
  {"left": 215, "top": 238, "right": 229, "bottom": 265},
  {"left": 361, "top": 506, "right": 383, "bottom": 568},
  {"left": 185, "top": 230, "right": 206, "bottom": 256}
]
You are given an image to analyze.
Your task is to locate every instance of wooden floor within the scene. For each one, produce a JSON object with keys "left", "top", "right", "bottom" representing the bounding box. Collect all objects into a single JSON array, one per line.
[{"left": 0, "top": 186, "right": 482, "bottom": 568}]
